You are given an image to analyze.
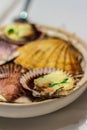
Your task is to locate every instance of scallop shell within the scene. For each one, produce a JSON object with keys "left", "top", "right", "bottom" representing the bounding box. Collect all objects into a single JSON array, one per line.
[
  {"left": 20, "top": 68, "right": 75, "bottom": 101},
  {"left": 0, "top": 39, "right": 19, "bottom": 65},
  {"left": 0, "top": 23, "right": 44, "bottom": 45},
  {"left": 0, "top": 63, "right": 27, "bottom": 78},
  {"left": 0, "top": 63, "right": 28, "bottom": 102},
  {"left": 0, "top": 78, "right": 23, "bottom": 102},
  {"left": 15, "top": 39, "right": 83, "bottom": 77}
]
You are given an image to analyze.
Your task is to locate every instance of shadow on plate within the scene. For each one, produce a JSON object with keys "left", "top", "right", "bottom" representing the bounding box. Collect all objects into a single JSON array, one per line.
[{"left": 0, "top": 90, "right": 87, "bottom": 130}]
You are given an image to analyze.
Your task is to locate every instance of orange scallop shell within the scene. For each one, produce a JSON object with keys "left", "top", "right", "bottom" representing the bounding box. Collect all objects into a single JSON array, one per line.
[{"left": 0, "top": 63, "right": 28, "bottom": 102}]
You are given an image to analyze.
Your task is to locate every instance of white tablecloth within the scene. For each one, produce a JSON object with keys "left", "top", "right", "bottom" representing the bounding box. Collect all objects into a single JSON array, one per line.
[{"left": 0, "top": 0, "right": 87, "bottom": 130}]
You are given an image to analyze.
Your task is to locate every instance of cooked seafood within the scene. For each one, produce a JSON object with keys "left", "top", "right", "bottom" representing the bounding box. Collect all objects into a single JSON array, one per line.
[
  {"left": 0, "top": 22, "right": 84, "bottom": 104},
  {"left": 0, "top": 63, "right": 27, "bottom": 102},
  {"left": 0, "top": 39, "right": 18, "bottom": 65},
  {"left": 15, "top": 39, "right": 83, "bottom": 76},
  {"left": 20, "top": 68, "right": 75, "bottom": 100},
  {"left": 0, "top": 23, "right": 45, "bottom": 45}
]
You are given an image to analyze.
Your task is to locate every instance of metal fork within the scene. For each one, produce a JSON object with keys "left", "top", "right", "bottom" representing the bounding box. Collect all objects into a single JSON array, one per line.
[{"left": 14, "top": 0, "right": 32, "bottom": 22}]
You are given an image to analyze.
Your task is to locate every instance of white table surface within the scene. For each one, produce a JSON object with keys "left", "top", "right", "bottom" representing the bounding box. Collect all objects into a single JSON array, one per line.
[{"left": 0, "top": 0, "right": 87, "bottom": 130}]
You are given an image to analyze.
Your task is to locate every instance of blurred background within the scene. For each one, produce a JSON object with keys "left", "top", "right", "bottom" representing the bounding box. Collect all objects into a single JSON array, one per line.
[{"left": 0, "top": 0, "right": 87, "bottom": 41}]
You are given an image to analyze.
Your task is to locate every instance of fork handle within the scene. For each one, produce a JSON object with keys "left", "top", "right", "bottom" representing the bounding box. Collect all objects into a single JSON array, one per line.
[{"left": 22, "top": 0, "right": 31, "bottom": 12}]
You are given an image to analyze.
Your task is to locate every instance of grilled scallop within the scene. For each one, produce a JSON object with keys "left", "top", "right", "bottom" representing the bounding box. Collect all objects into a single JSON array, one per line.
[
  {"left": 20, "top": 68, "right": 75, "bottom": 100},
  {"left": 0, "top": 23, "right": 43, "bottom": 45}
]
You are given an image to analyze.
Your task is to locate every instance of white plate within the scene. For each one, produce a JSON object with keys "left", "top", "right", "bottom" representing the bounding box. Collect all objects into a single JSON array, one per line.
[{"left": 0, "top": 25, "right": 87, "bottom": 118}]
